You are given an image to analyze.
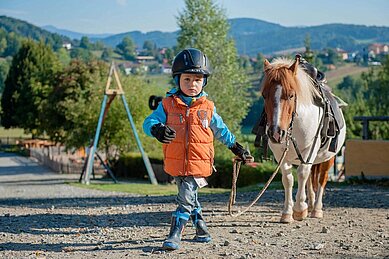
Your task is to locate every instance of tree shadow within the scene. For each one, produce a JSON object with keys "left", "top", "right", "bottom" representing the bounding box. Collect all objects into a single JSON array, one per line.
[{"left": 0, "top": 211, "right": 169, "bottom": 235}]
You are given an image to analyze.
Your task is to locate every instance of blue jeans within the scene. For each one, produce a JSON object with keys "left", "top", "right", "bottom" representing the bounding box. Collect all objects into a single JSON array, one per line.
[{"left": 174, "top": 176, "right": 201, "bottom": 214}]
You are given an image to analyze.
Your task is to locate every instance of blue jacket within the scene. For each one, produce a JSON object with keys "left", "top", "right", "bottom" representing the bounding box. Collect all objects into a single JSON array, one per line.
[{"left": 143, "top": 88, "right": 236, "bottom": 148}]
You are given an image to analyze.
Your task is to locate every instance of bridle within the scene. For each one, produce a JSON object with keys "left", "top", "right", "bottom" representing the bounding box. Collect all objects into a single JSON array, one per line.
[
  {"left": 284, "top": 90, "right": 325, "bottom": 165},
  {"left": 269, "top": 86, "right": 324, "bottom": 165}
]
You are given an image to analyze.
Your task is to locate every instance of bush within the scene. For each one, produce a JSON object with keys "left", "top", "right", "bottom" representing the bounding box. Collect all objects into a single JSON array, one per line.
[
  {"left": 207, "top": 158, "right": 279, "bottom": 188},
  {"left": 112, "top": 152, "right": 173, "bottom": 183},
  {"left": 113, "top": 153, "right": 279, "bottom": 188}
]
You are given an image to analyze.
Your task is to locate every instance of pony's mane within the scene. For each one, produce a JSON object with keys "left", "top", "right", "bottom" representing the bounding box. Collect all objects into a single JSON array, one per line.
[{"left": 262, "top": 57, "right": 318, "bottom": 105}]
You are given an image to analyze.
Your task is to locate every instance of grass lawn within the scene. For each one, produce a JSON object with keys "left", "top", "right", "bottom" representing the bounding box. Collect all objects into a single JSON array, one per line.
[
  {"left": 69, "top": 180, "right": 286, "bottom": 196},
  {"left": 0, "top": 127, "right": 31, "bottom": 138}
]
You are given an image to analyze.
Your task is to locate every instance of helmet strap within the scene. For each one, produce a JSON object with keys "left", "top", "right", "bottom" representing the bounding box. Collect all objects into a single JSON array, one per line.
[
  {"left": 202, "top": 77, "right": 207, "bottom": 87},
  {"left": 174, "top": 75, "right": 180, "bottom": 87}
]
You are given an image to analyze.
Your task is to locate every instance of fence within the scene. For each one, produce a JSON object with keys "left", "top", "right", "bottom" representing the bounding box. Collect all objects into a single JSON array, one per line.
[
  {"left": 0, "top": 137, "right": 28, "bottom": 146},
  {"left": 28, "top": 146, "right": 105, "bottom": 175}
]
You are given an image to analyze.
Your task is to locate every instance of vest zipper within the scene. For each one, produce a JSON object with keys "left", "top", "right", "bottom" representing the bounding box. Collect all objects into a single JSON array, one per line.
[{"left": 185, "top": 108, "right": 190, "bottom": 176}]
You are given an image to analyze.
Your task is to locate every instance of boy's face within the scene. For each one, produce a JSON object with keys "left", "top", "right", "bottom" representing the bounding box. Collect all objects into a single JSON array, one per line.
[{"left": 179, "top": 73, "right": 204, "bottom": 96}]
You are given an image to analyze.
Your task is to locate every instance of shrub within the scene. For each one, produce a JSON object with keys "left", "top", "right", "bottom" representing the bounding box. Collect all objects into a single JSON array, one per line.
[
  {"left": 207, "top": 158, "right": 279, "bottom": 188},
  {"left": 113, "top": 153, "right": 279, "bottom": 188}
]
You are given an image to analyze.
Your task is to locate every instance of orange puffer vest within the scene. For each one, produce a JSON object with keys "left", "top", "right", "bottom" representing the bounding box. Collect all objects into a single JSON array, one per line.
[{"left": 162, "top": 95, "right": 214, "bottom": 177}]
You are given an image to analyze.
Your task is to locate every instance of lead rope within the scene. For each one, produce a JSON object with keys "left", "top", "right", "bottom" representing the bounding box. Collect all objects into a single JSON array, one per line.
[{"left": 228, "top": 139, "right": 290, "bottom": 218}]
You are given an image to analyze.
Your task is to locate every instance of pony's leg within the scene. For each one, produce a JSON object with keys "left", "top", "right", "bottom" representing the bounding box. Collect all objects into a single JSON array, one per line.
[
  {"left": 307, "top": 164, "right": 318, "bottom": 212},
  {"left": 293, "top": 164, "right": 312, "bottom": 221},
  {"left": 311, "top": 157, "right": 334, "bottom": 218},
  {"left": 280, "top": 162, "right": 294, "bottom": 223}
]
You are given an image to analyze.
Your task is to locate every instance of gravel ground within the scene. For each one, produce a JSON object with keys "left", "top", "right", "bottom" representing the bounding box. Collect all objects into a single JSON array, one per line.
[{"left": 0, "top": 152, "right": 388, "bottom": 259}]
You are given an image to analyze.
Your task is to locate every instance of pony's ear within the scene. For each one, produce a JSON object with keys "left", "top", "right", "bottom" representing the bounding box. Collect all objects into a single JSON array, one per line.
[
  {"left": 264, "top": 59, "right": 271, "bottom": 69},
  {"left": 289, "top": 58, "right": 299, "bottom": 75}
]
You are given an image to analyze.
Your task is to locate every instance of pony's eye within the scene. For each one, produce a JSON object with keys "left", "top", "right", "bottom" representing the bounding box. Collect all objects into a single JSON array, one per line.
[{"left": 289, "top": 94, "right": 294, "bottom": 100}]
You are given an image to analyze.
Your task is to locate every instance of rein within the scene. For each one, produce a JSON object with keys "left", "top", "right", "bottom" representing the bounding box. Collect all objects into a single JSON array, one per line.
[{"left": 228, "top": 140, "right": 290, "bottom": 217}]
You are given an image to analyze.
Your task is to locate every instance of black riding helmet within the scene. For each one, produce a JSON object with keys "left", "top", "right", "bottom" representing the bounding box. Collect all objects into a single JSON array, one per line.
[{"left": 172, "top": 48, "right": 211, "bottom": 87}]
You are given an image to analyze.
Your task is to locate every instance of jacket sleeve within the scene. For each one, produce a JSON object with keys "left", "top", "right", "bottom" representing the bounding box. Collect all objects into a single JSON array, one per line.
[
  {"left": 143, "top": 102, "right": 167, "bottom": 136},
  {"left": 210, "top": 106, "right": 236, "bottom": 148}
]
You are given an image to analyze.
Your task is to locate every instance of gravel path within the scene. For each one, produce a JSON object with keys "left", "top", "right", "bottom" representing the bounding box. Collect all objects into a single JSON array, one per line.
[{"left": 0, "top": 152, "right": 388, "bottom": 258}]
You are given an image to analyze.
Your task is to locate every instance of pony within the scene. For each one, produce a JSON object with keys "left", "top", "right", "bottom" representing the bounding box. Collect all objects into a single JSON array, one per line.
[{"left": 260, "top": 55, "right": 346, "bottom": 223}]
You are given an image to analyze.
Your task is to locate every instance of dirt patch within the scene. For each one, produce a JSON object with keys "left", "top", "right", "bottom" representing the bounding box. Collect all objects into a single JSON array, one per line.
[{"left": 0, "top": 153, "right": 388, "bottom": 258}]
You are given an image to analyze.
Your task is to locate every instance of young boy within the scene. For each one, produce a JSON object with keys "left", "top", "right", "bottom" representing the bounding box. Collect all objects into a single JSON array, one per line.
[{"left": 143, "top": 48, "right": 251, "bottom": 250}]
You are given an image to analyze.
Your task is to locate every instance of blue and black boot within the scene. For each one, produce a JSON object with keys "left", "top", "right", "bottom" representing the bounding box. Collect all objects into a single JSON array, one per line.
[
  {"left": 162, "top": 209, "right": 189, "bottom": 250},
  {"left": 191, "top": 208, "right": 211, "bottom": 243}
]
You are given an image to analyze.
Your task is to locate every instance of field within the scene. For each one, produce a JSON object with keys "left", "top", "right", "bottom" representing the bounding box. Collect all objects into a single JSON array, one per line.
[
  {"left": 325, "top": 63, "right": 369, "bottom": 86},
  {"left": 0, "top": 127, "right": 31, "bottom": 138}
]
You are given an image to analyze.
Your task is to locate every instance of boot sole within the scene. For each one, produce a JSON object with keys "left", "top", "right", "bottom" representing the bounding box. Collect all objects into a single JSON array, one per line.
[
  {"left": 162, "top": 241, "right": 179, "bottom": 250},
  {"left": 194, "top": 236, "right": 211, "bottom": 243}
]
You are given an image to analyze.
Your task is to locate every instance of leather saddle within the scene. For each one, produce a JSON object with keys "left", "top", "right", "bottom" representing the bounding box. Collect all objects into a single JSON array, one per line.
[{"left": 299, "top": 59, "right": 345, "bottom": 139}]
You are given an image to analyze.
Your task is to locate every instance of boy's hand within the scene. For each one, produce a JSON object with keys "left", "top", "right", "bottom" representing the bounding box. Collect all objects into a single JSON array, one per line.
[
  {"left": 229, "top": 142, "right": 254, "bottom": 164},
  {"left": 151, "top": 123, "right": 176, "bottom": 143}
]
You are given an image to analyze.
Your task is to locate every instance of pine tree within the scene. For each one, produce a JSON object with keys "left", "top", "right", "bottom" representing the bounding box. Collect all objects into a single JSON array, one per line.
[
  {"left": 177, "top": 0, "right": 251, "bottom": 157},
  {"left": 0, "top": 39, "right": 60, "bottom": 135}
]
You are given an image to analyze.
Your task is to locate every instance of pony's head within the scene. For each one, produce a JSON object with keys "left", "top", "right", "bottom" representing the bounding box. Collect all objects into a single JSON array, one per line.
[{"left": 261, "top": 55, "right": 315, "bottom": 144}]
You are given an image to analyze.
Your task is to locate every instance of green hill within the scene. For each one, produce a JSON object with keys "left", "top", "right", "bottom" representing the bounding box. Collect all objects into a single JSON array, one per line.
[
  {"left": 0, "top": 15, "right": 72, "bottom": 50},
  {"left": 2, "top": 15, "right": 389, "bottom": 56}
]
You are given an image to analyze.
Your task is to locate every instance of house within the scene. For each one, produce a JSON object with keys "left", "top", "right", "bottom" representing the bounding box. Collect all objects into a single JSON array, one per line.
[
  {"left": 62, "top": 42, "right": 72, "bottom": 50},
  {"left": 368, "top": 43, "right": 389, "bottom": 55},
  {"left": 335, "top": 48, "right": 348, "bottom": 60},
  {"left": 136, "top": 56, "right": 155, "bottom": 63},
  {"left": 119, "top": 61, "right": 148, "bottom": 75},
  {"left": 161, "top": 58, "right": 172, "bottom": 74},
  {"left": 161, "top": 63, "right": 172, "bottom": 74}
]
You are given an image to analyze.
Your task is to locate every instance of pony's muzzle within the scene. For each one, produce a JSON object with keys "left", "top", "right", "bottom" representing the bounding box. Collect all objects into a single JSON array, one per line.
[{"left": 267, "top": 127, "right": 286, "bottom": 143}]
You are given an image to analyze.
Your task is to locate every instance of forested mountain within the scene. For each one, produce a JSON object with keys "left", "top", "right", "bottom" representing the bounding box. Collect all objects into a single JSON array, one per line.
[
  {"left": 1, "top": 15, "right": 389, "bottom": 56},
  {"left": 0, "top": 16, "right": 72, "bottom": 50},
  {"left": 42, "top": 25, "right": 113, "bottom": 40},
  {"left": 229, "top": 18, "right": 389, "bottom": 55},
  {"left": 99, "top": 30, "right": 178, "bottom": 51},
  {"left": 77, "top": 18, "right": 389, "bottom": 56}
]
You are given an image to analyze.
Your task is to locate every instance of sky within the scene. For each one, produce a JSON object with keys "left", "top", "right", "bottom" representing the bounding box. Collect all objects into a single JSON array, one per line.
[{"left": 1, "top": 0, "right": 389, "bottom": 34}]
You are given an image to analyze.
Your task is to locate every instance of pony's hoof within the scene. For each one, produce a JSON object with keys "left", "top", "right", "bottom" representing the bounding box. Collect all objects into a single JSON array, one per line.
[
  {"left": 310, "top": 210, "right": 323, "bottom": 218},
  {"left": 280, "top": 214, "right": 294, "bottom": 223},
  {"left": 293, "top": 209, "right": 308, "bottom": 221}
]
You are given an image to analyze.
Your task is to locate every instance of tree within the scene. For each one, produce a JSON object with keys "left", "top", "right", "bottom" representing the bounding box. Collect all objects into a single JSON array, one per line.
[
  {"left": 335, "top": 56, "right": 389, "bottom": 139},
  {"left": 163, "top": 47, "right": 175, "bottom": 62},
  {"left": 45, "top": 59, "right": 162, "bottom": 161},
  {"left": 80, "top": 36, "right": 91, "bottom": 49},
  {"left": 101, "top": 47, "right": 113, "bottom": 62},
  {"left": 70, "top": 47, "right": 94, "bottom": 62},
  {"left": 3, "top": 32, "right": 21, "bottom": 57},
  {"left": 143, "top": 40, "right": 157, "bottom": 56},
  {"left": 116, "top": 36, "right": 136, "bottom": 61},
  {"left": 304, "top": 34, "right": 314, "bottom": 63},
  {"left": 252, "top": 52, "right": 265, "bottom": 73},
  {"left": 0, "top": 58, "right": 10, "bottom": 93},
  {"left": 56, "top": 47, "right": 71, "bottom": 66},
  {"left": 0, "top": 39, "right": 61, "bottom": 135},
  {"left": 177, "top": 0, "right": 251, "bottom": 158}
]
